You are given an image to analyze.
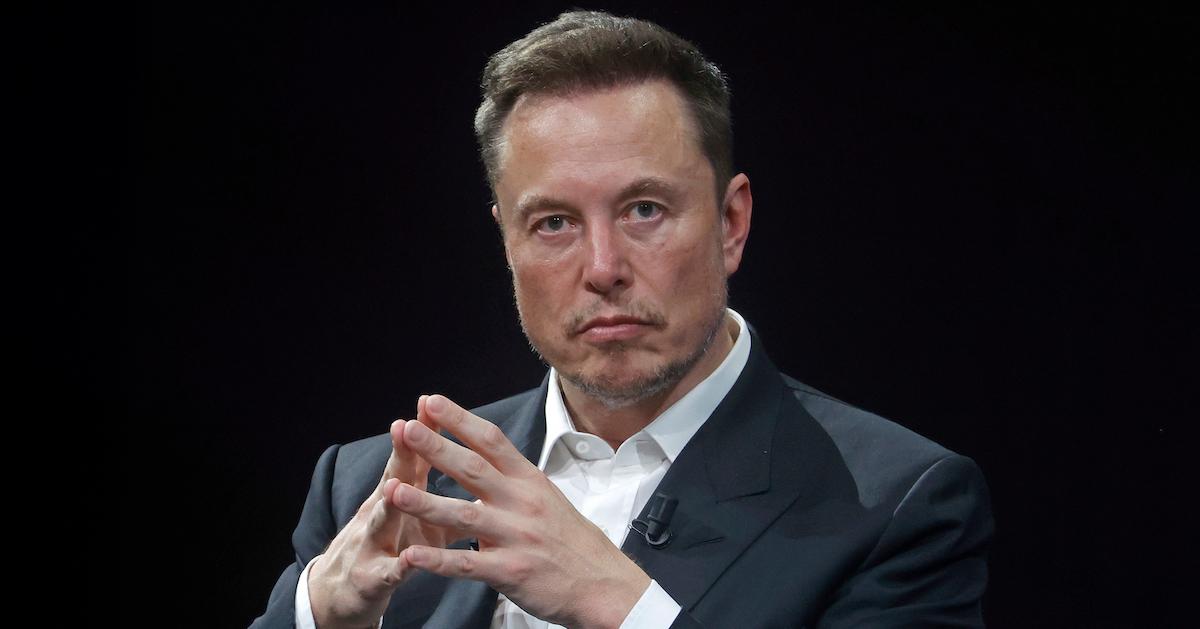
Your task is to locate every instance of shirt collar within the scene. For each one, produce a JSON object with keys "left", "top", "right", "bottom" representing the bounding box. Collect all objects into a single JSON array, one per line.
[{"left": 538, "top": 308, "right": 752, "bottom": 469}]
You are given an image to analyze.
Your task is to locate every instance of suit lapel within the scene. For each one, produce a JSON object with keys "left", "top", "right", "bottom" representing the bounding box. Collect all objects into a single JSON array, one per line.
[
  {"left": 621, "top": 336, "right": 852, "bottom": 613},
  {"left": 417, "top": 378, "right": 549, "bottom": 629}
]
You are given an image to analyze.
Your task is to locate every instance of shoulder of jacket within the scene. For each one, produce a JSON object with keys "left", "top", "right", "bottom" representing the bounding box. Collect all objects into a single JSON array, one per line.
[{"left": 778, "top": 373, "right": 965, "bottom": 507}]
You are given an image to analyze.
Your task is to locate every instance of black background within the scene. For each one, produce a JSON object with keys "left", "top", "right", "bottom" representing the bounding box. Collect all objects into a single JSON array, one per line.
[{"left": 127, "top": 2, "right": 1194, "bottom": 627}]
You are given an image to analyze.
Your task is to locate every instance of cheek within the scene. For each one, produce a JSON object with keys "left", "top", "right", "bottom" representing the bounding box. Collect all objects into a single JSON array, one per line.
[
  {"left": 652, "top": 236, "right": 723, "bottom": 293},
  {"left": 511, "top": 261, "right": 567, "bottom": 318}
]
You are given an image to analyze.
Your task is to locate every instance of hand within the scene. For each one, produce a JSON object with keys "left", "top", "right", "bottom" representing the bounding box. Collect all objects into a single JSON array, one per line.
[
  {"left": 308, "top": 396, "right": 465, "bottom": 629},
  {"left": 393, "top": 394, "right": 651, "bottom": 629}
]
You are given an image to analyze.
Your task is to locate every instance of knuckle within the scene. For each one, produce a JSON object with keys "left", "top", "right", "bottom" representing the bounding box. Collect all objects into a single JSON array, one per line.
[
  {"left": 480, "top": 423, "right": 506, "bottom": 450},
  {"left": 457, "top": 552, "right": 476, "bottom": 575},
  {"left": 522, "top": 495, "right": 547, "bottom": 518},
  {"left": 463, "top": 452, "right": 488, "bottom": 481},
  {"left": 455, "top": 502, "right": 480, "bottom": 528},
  {"left": 514, "top": 462, "right": 546, "bottom": 482},
  {"left": 507, "top": 558, "right": 532, "bottom": 584},
  {"left": 517, "top": 527, "right": 543, "bottom": 546},
  {"left": 377, "top": 562, "right": 400, "bottom": 587}
]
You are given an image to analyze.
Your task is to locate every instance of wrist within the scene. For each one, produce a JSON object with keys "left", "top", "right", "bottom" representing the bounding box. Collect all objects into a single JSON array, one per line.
[{"left": 576, "top": 565, "right": 652, "bottom": 629}]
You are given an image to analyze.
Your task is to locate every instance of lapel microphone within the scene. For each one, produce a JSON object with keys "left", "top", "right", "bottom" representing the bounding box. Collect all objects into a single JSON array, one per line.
[{"left": 631, "top": 492, "right": 677, "bottom": 548}]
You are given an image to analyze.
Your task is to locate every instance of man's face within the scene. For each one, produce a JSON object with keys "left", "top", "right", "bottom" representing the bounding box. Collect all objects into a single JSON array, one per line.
[{"left": 492, "top": 80, "right": 750, "bottom": 407}]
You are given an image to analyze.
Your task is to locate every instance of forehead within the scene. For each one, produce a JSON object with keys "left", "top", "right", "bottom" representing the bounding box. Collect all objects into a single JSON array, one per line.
[{"left": 494, "top": 80, "right": 712, "bottom": 207}]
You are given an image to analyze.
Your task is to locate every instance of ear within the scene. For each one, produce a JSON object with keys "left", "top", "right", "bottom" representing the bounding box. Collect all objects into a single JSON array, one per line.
[
  {"left": 720, "top": 173, "right": 753, "bottom": 276},
  {"left": 491, "top": 204, "right": 514, "bottom": 267}
]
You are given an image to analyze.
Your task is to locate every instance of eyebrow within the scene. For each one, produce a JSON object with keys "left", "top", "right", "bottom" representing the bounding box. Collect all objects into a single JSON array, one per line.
[{"left": 508, "top": 177, "right": 684, "bottom": 223}]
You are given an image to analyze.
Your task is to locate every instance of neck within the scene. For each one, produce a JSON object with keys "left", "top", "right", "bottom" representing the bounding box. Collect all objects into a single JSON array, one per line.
[{"left": 559, "top": 314, "right": 739, "bottom": 450}]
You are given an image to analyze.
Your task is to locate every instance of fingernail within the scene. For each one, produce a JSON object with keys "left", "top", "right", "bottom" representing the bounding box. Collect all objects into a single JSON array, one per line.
[
  {"left": 383, "top": 478, "right": 399, "bottom": 497},
  {"left": 427, "top": 395, "right": 446, "bottom": 413},
  {"left": 391, "top": 483, "right": 410, "bottom": 506},
  {"left": 407, "top": 546, "right": 426, "bottom": 562}
]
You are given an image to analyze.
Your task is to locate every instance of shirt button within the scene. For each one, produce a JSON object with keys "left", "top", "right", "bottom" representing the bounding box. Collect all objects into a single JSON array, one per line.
[{"left": 575, "top": 440, "right": 591, "bottom": 455}]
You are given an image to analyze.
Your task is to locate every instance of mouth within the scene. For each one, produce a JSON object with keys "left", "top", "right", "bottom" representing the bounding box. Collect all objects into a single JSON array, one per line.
[{"left": 576, "top": 314, "right": 656, "bottom": 343}]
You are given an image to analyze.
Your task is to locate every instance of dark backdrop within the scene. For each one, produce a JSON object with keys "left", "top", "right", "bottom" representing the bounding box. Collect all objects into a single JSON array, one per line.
[{"left": 127, "top": 3, "right": 1194, "bottom": 627}]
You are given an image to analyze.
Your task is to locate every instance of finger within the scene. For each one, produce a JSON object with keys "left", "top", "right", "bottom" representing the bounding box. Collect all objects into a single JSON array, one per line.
[
  {"left": 423, "top": 395, "right": 532, "bottom": 476},
  {"left": 416, "top": 394, "right": 436, "bottom": 431},
  {"left": 402, "top": 417, "right": 507, "bottom": 501},
  {"left": 401, "top": 545, "right": 512, "bottom": 589},
  {"left": 367, "top": 477, "right": 408, "bottom": 551},
  {"left": 377, "top": 419, "right": 418, "bottom": 490},
  {"left": 391, "top": 482, "right": 496, "bottom": 542},
  {"left": 412, "top": 396, "right": 433, "bottom": 491},
  {"left": 350, "top": 545, "right": 421, "bottom": 600},
  {"left": 380, "top": 549, "right": 419, "bottom": 590}
]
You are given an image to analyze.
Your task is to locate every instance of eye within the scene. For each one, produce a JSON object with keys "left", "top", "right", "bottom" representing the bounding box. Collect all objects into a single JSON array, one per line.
[
  {"left": 629, "top": 201, "right": 662, "bottom": 221},
  {"left": 535, "top": 215, "right": 571, "bottom": 234}
]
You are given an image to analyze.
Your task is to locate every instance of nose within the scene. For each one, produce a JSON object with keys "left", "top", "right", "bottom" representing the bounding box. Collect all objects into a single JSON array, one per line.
[{"left": 582, "top": 222, "right": 631, "bottom": 295}]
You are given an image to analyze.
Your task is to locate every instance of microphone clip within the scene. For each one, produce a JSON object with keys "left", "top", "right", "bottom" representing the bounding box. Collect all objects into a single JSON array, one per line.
[{"left": 630, "top": 493, "right": 677, "bottom": 548}]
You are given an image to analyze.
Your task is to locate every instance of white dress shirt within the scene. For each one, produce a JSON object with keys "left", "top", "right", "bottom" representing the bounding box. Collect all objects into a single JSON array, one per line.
[{"left": 297, "top": 309, "right": 751, "bottom": 629}]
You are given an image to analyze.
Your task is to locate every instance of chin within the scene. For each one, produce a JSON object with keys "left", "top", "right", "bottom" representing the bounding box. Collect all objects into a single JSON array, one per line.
[
  {"left": 559, "top": 347, "right": 702, "bottom": 409},
  {"left": 559, "top": 367, "right": 680, "bottom": 409}
]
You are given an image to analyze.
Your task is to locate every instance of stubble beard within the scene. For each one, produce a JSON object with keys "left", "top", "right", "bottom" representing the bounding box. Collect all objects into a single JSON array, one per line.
[{"left": 516, "top": 283, "right": 730, "bottom": 410}]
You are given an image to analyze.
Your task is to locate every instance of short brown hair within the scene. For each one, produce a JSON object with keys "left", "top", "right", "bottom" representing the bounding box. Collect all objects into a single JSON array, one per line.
[{"left": 473, "top": 10, "right": 733, "bottom": 202}]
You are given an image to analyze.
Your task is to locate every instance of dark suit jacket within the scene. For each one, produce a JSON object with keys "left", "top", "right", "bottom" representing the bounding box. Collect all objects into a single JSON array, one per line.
[{"left": 251, "top": 337, "right": 993, "bottom": 628}]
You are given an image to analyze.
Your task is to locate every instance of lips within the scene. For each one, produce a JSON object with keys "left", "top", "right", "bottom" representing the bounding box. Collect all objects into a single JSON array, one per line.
[
  {"left": 579, "top": 315, "right": 646, "bottom": 332},
  {"left": 576, "top": 314, "right": 654, "bottom": 342}
]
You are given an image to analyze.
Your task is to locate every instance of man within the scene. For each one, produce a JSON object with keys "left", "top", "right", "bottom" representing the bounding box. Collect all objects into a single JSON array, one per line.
[{"left": 252, "top": 10, "right": 992, "bottom": 629}]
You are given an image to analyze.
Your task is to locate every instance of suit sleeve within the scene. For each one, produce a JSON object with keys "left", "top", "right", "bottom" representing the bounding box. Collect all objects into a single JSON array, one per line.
[
  {"left": 249, "top": 444, "right": 343, "bottom": 629},
  {"left": 667, "top": 455, "right": 993, "bottom": 629},
  {"left": 814, "top": 454, "right": 994, "bottom": 628}
]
